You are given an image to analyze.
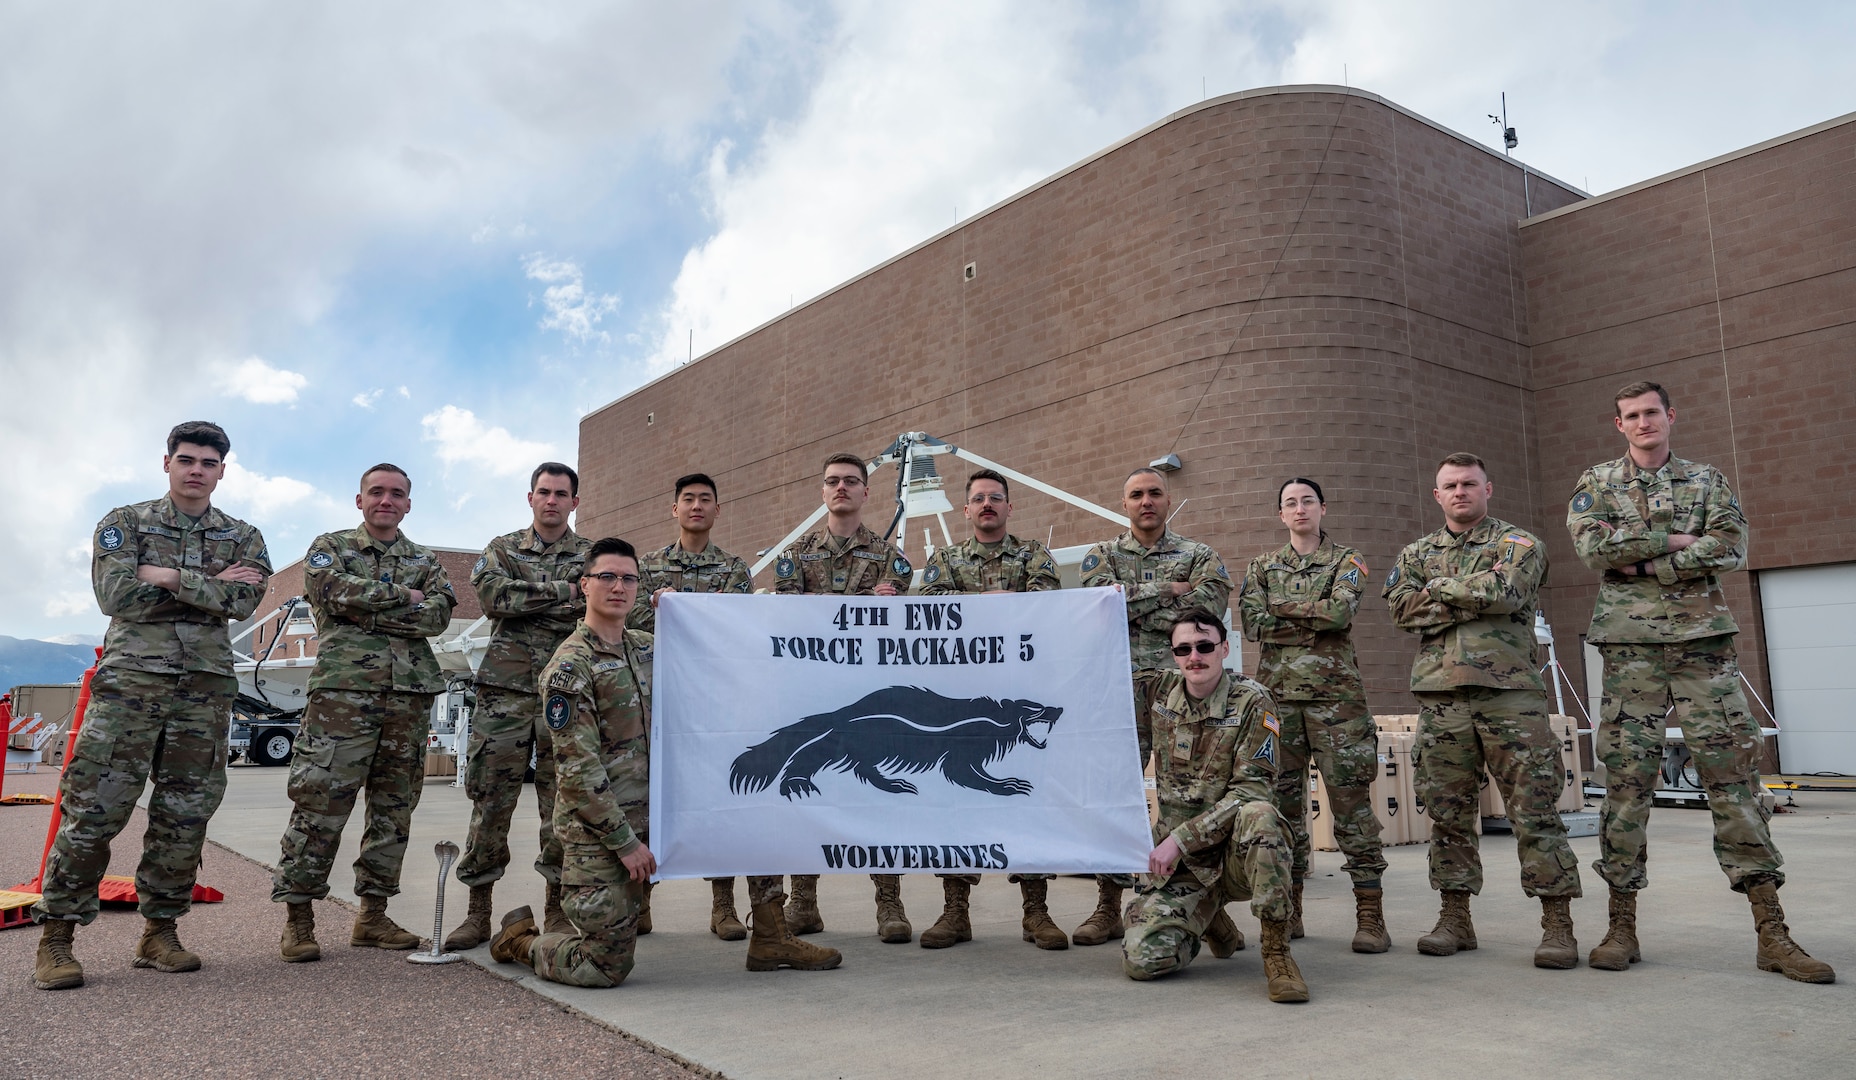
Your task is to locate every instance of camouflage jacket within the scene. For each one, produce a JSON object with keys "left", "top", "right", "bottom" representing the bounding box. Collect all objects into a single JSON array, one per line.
[
  {"left": 1384, "top": 516, "right": 1545, "bottom": 693},
  {"left": 472, "top": 527, "right": 590, "bottom": 692},
  {"left": 91, "top": 497, "right": 271, "bottom": 676},
  {"left": 1238, "top": 539, "right": 1368, "bottom": 703},
  {"left": 543, "top": 622, "right": 655, "bottom": 855},
  {"left": 1567, "top": 454, "right": 1746, "bottom": 644},
  {"left": 919, "top": 534, "right": 1059, "bottom": 595},
  {"left": 1080, "top": 529, "right": 1233, "bottom": 671},
  {"left": 773, "top": 524, "right": 912, "bottom": 595},
  {"left": 303, "top": 526, "right": 455, "bottom": 694},
  {"left": 1138, "top": 670, "right": 1280, "bottom": 887},
  {"left": 628, "top": 540, "right": 751, "bottom": 632}
]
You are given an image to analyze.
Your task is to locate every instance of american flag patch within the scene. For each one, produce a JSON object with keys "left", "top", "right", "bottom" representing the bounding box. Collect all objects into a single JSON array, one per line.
[
  {"left": 1502, "top": 534, "right": 1534, "bottom": 548},
  {"left": 1262, "top": 711, "right": 1280, "bottom": 734}
]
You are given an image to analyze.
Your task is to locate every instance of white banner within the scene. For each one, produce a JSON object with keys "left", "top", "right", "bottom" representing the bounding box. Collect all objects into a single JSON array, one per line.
[{"left": 649, "top": 589, "right": 1152, "bottom": 878}]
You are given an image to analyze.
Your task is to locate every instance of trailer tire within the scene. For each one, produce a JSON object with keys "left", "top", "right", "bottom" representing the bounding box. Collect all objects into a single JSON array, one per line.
[{"left": 251, "top": 728, "right": 295, "bottom": 767}]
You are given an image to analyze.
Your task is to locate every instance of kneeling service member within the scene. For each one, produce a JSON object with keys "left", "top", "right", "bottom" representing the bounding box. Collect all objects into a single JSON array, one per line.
[
  {"left": 1239, "top": 478, "right": 1389, "bottom": 952},
  {"left": 1121, "top": 610, "right": 1306, "bottom": 1003},
  {"left": 491, "top": 538, "right": 838, "bottom": 982},
  {"left": 1384, "top": 452, "right": 1581, "bottom": 969},
  {"left": 33, "top": 421, "right": 270, "bottom": 991},
  {"left": 1568, "top": 381, "right": 1830, "bottom": 983},
  {"left": 446, "top": 463, "right": 589, "bottom": 950},
  {"left": 773, "top": 452, "right": 913, "bottom": 943},
  {"left": 919, "top": 467, "right": 1065, "bottom": 950},
  {"left": 630, "top": 472, "right": 753, "bottom": 941},
  {"left": 274, "top": 464, "right": 456, "bottom": 960}
]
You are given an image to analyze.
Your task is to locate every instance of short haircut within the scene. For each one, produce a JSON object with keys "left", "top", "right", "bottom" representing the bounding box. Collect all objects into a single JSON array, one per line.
[
  {"left": 1171, "top": 608, "right": 1228, "bottom": 643},
  {"left": 584, "top": 536, "right": 638, "bottom": 567},
  {"left": 822, "top": 452, "right": 867, "bottom": 481},
  {"left": 531, "top": 462, "right": 579, "bottom": 496},
  {"left": 1614, "top": 380, "right": 1671, "bottom": 413},
  {"left": 1278, "top": 477, "right": 1325, "bottom": 505},
  {"left": 675, "top": 472, "right": 719, "bottom": 499},
  {"left": 1436, "top": 452, "right": 1488, "bottom": 480},
  {"left": 965, "top": 468, "right": 1010, "bottom": 499},
  {"left": 167, "top": 421, "right": 230, "bottom": 458},
  {"left": 1124, "top": 467, "right": 1167, "bottom": 487},
  {"left": 360, "top": 463, "right": 412, "bottom": 492}
]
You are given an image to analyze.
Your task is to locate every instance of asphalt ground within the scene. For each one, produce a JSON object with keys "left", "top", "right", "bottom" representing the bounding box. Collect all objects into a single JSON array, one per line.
[{"left": 0, "top": 765, "right": 705, "bottom": 1080}]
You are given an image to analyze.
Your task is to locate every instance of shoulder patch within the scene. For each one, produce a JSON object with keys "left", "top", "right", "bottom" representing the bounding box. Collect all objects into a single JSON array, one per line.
[
  {"left": 1349, "top": 554, "right": 1368, "bottom": 575},
  {"left": 97, "top": 525, "right": 125, "bottom": 552},
  {"left": 1502, "top": 534, "right": 1535, "bottom": 548},
  {"left": 255, "top": 547, "right": 269, "bottom": 563},
  {"left": 545, "top": 694, "right": 571, "bottom": 730},
  {"left": 892, "top": 556, "right": 912, "bottom": 577},
  {"left": 473, "top": 556, "right": 487, "bottom": 574},
  {"left": 1081, "top": 553, "right": 1100, "bottom": 574},
  {"left": 1384, "top": 566, "right": 1401, "bottom": 589},
  {"left": 923, "top": 564, "right": 940, "bottom": 585},
  {"left": 1570, "top": 490, "right": 1594, "bottom": 514},
  {"left": 776, "top": 556, "right": 796, "bottom": 579},
  {"left": 1252, "top": 733, "right": 1277, "bottom": 768},
  {"left": 1339, "top": 567, "right": 1362, "bottom": 588},
  {"left": 308, "top": 551, "right": 335, "bottom": 568},
  {"left": 1215, "top": 561, "right": 1229, "bottom": 580},
  {"left": 1262, "top": 711, "right": 1280, "bottom": 735}
]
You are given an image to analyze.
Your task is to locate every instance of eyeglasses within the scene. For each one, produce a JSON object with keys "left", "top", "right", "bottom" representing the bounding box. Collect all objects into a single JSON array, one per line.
[
  {"left": 583, "top": 572, "right": 641, "bottom": 587},
  {"left": 967, "top": 493, "right": 1006, "bottom": 505},
  {"left": 1170, "top": 641, "right": 1222, "bottom": 656},
  {"left": 822, "top": 476, "right": 865, "bottom": 488}
]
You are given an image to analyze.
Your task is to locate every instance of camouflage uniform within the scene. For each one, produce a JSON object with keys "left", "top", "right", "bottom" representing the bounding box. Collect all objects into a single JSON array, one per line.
[
  {"left": 456, "top": 527, "right": 590, "bottom": 890},
  {"left": 921, "top": 533, "right": 1060, "bottom": 886},
  {"left": 1384, "top": 517, "right": 1580, "bottom": 899},
  {"left": 1239, "top": 539, "right": 1385, "bottom": 884},
  {"left": 1081, "top": 528, "right": 1231, "bottom": 890},
  {"left": 529, "top": 621, "right": 654, "bottom": 987},
  {"left": 35, "top": 499, "right": 270, "bottom": 925},
  {"left": 774, "top": 524, "right": 911, "bottom": 903},
  {"left": 1122, "top": 670, "right": 1293, "bottom": 979},
  {"left": 628, "top": 540, "right": 751, "bottom": 632},
  {"left": 1567, "top": 455, "right": 1777, "bottom": 891},
  {"left": 272, "top": 527, "right": 455, "bottom": 903}
]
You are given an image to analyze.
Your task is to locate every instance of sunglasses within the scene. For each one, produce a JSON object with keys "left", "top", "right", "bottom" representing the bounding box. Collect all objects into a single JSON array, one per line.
[{"left": 1170, "top": 641, "right": 1221, "bottom": 656}]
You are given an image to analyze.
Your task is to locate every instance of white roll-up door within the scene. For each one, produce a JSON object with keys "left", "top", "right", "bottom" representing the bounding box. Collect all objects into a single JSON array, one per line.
[{"left": 1758, "top": 563, "right": 1856, "bottom": 775}]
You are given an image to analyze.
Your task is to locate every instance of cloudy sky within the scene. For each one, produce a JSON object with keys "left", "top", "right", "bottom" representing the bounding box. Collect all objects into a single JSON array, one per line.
[{"left": 5, "top": 0, "right": 1852, "bottom": 641}]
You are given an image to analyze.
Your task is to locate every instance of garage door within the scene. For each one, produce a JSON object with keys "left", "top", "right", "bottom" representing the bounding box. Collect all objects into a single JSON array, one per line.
[{"left": 1759, "top": 563, "right": 1856, "bottom": 775}]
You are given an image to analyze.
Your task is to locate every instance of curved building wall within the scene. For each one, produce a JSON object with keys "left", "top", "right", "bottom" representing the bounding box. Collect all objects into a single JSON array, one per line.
[{"left": 578, "top": 87, "right": 1583, "bottom": 711}]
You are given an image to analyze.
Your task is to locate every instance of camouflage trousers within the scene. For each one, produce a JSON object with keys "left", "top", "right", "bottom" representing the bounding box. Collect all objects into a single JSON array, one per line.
[
  {"left": 1123, "top": 800, "right": 1293, "bottom": 980},
  {"left": 34, "top": 668, "right": 234, "bottom": 925},
  {"left": 272, "top": 689, "right": 432, "bottom": 903},
  {"left": 457, "top": 685, "right": 560, "bottom": 888},
  {"left": 1268, "top": 697, "right": 1386, "bottom": 883},
  {"left": 1594, "top": 636, "right": 1781, "bottom": 892},
  {"left": 1414, "top": 688, "right": 1580, "bottom": 898},
  {"left": 530, "top": 841, "right": 644, "bottom": 987}
]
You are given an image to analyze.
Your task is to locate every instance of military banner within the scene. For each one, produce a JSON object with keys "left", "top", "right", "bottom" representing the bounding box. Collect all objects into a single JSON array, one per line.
[{"left": 649, "top": 589, "right": 1153, "bottom": 878}]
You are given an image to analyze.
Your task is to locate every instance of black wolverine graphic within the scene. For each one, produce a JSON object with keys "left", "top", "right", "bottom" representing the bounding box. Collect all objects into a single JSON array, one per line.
[{"left": 729, "top": 686, "right": 1062, "bottom": 800}]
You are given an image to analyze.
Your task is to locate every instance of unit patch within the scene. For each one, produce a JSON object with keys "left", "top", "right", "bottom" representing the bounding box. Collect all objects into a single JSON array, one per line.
[
  {"left": 1081, "top": 553, "right": 1100, "bottom": 574},
  {"left": 1251, "top": 734, "right": 1277, "bottom": 768},
  {"left": 308, "top": 551, "right": 335, "bottom": 568},
  {"left": 1571, "top": 490, "right": 1594, "bottom": 513},
  {"left": 97, "top": 526, "right": 124, "bottom": 552},
  {"left": 545, "top": 694, "right": 571, "bottom": 730},
  {"left": 776, "top": 557, "right": 796, "bottom": 579},
  {"left": 1384, "top": 566, "right": 1401, "bottom": 589},
  {"left": 473, "top": 556, "right": 487, "bottom": 575},
  {"left": 923, "top": 565, "right": 940, "bottom": 585},
  {"left": 892, "top": 556, "right": 912, "bottom": 576}
]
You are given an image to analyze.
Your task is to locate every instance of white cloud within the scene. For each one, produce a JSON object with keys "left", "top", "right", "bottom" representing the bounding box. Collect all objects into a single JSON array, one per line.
[
  {"left": 524, "top": 252, "right": 620, "bottom": 345},
  {"left": 215, "top": 454, "right": 336, "bottom": 519},
  {"left": 420, "top": 405, "right": 559, "bottom": 478},
  {"left": 397, "top": 386, "right": 410, "bottom": 398},
  {"left": 353, "top": 388, "right": 384, "bottom": 408},
  {"left": 218, "top": 356, "right": 308, "bottom": 404}
]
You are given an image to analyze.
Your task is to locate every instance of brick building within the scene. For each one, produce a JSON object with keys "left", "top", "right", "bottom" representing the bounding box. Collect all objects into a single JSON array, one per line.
[{"left": 576, "top": 86, "right": 1856, "bottom": 771}]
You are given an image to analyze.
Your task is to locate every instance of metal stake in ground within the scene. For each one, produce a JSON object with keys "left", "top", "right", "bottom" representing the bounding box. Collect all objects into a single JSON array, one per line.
[{"left": 409, "top": 840, "right": 463, "bottom": 965}]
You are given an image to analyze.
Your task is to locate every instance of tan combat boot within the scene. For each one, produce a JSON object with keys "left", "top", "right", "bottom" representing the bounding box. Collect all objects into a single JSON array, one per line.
[
  {"left": 1351, "top": 886, "right": 1392, "bottom": 954},
  {"left": 489, "top": 905, "right": 539, "bottom": 967},
  {"left": 637, "top": 881, "right": 654, "bottom": 936},
  {"left": 1748, "top": 879, "right": 1835, "bottom": 984},
  {"left": 33, "top": 919, "right": 84, "bottom": 990},
  {"left": 351, "top": 895, "right": 421, "bottom": 950},
  {"left": 1534, "top": 895, "right": 1578, "bottom": 969},
  {"left": 280, "top": 901, "right": 321, "bottom": 963},
  {"left": 920, "top": 879, "right": 973, "bottom": 949},
  {"left": 785, "top": 875, "right": 824, "bottom": 935},
  {"left": 1205, "top": 907, "right": 1245, "bottom": 958},
  {"left": 133, "top": 917, "right": 202, "bottom": 973},
  {"left": 1259, "top": 918, "right": 1310, "bottom": 1003},
  {"left": 1289, "top": 877, "right": 1305, "bottom": 939},
  {"left": 543, "top": 881, "right": 571, "bottom": 935},
  {"left": 1018, "top": 879, "right": 1068, "bottom": 950},
  {"left": 745, "top": 901, "right": 843, "bottom": 971},
  {"left": 711, "top": 879, "right": 747, "bottom": 941},
  {"left": 1588, "top": 887, "right": 1641, "bottom": 971},
  {"left": 1071, "top": 879, "right": 1124, "bottom": 946},
  {"left": 1416, "top": 890, "right": 1476, "bottom": 956},
  {"left": 873, "top": 875, "right": 912, "bottom": 943},
  {"left": 443, "top": 884, "right": 494, "bottom": 951}
]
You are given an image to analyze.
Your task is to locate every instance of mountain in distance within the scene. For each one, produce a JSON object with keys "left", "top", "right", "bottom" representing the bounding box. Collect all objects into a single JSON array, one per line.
[{"left": 0, "top": 636, "right": 98, "bottom": 694}]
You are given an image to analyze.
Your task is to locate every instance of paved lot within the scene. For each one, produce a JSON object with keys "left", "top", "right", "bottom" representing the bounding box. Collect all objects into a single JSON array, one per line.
[{"left": 6, "top": 762, "right": 1852, "bottom": 1079}]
